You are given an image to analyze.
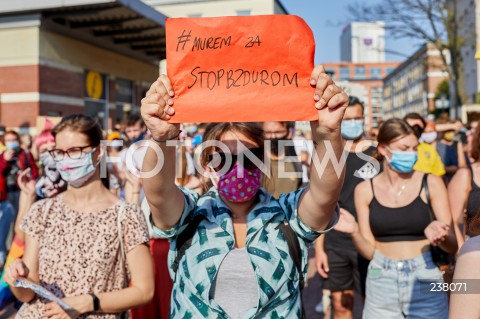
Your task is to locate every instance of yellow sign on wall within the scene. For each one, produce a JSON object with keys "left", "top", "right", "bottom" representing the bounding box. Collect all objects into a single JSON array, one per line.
[{"left": 86, "top": 71, "right": 104, "bottom": 99}]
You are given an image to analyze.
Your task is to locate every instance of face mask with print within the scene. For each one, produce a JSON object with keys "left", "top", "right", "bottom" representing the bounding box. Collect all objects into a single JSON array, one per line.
[
  {"left": 213, "top": 164, "right": 262, "bottom": 203},
  {"left": 420, "top": 132, "right": 438, "bottom": 144},
  {"left": 341, "top": 119, "right": 364, "bottom": 140},
  {"left": 443, "top": 131, "right": 455, "bottom": 142},
  {"left": 39, "top": 152, "right": 60, "bottom": 181},
  {"left": 55, "top": 148, "right": 98, "bottom": 188},
  {"left": 5, "top": 141, "right": 19, "bottom": 150},
  {"left": 385, "top": 147, "right": 418, "bottom": 173}
]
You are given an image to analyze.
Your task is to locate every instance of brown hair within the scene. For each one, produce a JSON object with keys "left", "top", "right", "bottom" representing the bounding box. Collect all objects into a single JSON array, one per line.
[
  {"left": 52, "top": 114, "right": 103, "bottom": 146},
  {"left": 4, "top": 130, "right": 20, "bottom": 140},
  {"left": 471, "top": 119, "right": 480, "bottom": 161},
  {"left": 374, "top": 118, "right": 416, "bottom": 161},
  {"left": 199, "top": 122, "right": 264, "bottom": 168},
  {"left": 469, "top": 209, "right": 480, "bottom": 236}
]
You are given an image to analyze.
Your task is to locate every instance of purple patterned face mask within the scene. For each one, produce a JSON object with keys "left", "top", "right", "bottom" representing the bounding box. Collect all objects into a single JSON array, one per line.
[{"left": 216, "top": 164, "right": 261, "bottom": 203}]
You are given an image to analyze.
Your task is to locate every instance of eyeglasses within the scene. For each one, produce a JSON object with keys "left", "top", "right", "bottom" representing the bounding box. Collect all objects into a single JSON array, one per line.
[
  {"left": 49, "top": 145, "right": 95, "bottom": 161},
  {"left": 208, "top": 148, "right": 263, "bottom": 173}
]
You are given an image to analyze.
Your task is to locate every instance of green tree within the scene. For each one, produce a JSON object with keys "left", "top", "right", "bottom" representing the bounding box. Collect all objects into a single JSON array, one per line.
[{"left": 349, "top": 0, "right": 463, "bottom": 117}]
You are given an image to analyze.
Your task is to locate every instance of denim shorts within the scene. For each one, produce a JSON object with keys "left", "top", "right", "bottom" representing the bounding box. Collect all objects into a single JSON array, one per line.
[{"left": 363, "top": 251, "right": 448, "bottom": 319}]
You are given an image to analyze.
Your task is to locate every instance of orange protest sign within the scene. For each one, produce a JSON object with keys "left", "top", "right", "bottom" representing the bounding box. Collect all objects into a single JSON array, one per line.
[{"left": 166, "top": 15, "right": 317, "bottom": 123}]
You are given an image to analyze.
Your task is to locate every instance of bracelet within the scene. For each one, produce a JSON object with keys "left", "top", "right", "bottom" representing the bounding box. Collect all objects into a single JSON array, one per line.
[
  {"left": 90, "top": 293, "right": 100, "bottom": 312},
  {"left": 151, "top": 130, "right": 182, "bottom": 143}
]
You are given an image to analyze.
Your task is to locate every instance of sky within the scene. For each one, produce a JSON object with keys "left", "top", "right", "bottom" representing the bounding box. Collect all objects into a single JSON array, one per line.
[{"left": 280, "top": 0, "right": 423, "bottom": 64}]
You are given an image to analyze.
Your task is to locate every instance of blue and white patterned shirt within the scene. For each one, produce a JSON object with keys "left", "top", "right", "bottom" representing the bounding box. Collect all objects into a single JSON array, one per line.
[{"left": 151, "top": 187, "right": 338, "bottom": 319}]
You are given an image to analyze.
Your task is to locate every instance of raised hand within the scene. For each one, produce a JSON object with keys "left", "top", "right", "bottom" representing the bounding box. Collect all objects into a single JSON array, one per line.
[
  {"left": 309, "top": 65, "right": 349, "bottom": 135},
  {"left": 17, "top": 168, "right": 36, "bottom": 196},
  {"left": 141, "top": 75, "right": 180, "bottom": 141}
]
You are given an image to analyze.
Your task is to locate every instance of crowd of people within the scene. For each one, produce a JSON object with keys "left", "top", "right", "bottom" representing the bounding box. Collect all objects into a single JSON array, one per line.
[{"left": 0, "top": 65, "right": 478, "bottom": 318}]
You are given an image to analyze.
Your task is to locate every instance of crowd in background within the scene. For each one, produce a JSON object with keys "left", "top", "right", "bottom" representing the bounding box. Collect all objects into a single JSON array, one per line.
[{"left": 0, "top": 93, "right": 479, "bottom": 318}]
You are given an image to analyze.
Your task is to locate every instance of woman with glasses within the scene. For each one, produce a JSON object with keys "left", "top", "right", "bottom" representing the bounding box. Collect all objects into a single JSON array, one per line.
[
  {"left": 140, "top": 65, "right": 346, "bottom": 319},
  {"left": 335, "top": 118, "right": 457, "bottom": 318},
  {"left": 4, "top": 114, "right": 154, "bottom": 318}
]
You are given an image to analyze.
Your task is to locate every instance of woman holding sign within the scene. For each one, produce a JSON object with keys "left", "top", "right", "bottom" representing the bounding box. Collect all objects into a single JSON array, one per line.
[
  {"left": 4, "top": 114, "right": 154, "bottom": 318},
  {"left": 140, "top": 65, "right": 347, "bottom": 318}
]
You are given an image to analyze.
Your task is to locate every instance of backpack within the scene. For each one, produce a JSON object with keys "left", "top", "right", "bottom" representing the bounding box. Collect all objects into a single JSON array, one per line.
[{"left": 172, "top": 214, "right": 306, "bottom": 318}]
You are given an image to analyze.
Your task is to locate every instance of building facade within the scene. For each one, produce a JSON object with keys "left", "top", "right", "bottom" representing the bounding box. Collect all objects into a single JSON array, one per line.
[
  {"left": 143, "top": 0, "right": 287, "bottom": 17},
  {"left": 383, "top": 43, "right": 449, "bottom": 119},
  {"left": 323, "top": 61, "right": 400, "bottom": 130},
  {"left": 0, "top": 0, "right": 167, "bottom": 132},
  {"left": 340, "top": 22, "right": 386, "bottom": 63},
  {"left": 457, "top": 0, "right": 480, "bottom": 104}
]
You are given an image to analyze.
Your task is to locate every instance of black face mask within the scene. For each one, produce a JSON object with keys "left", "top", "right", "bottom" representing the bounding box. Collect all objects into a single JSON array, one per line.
[
  {"left": 411, "top": 125, "right": 424, "bottom": 139},
  {"left": 268, "top": 135, "right": 288, "bottom": 156}
]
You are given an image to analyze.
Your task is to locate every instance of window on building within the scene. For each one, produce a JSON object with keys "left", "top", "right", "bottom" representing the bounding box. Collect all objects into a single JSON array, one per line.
[
  {"left": 370, "top": 67, "right": 382, "bottom": 79},
  {"left": 355, "top": 67, "right": 366, "bottom": 79},
  {"left": 386, "top": 67, "right": 395, "bottom": 75},
  {"left": 236, "top": 10, "right": 251, "bottom": 16},
  {"left": 339, "top": 67, "right": 350, "bottom": 81}
]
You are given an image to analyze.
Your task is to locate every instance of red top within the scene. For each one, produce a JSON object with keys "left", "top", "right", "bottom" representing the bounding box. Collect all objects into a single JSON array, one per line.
[{"left": 0, "top": 150, "right": 39, "bottom": 201}]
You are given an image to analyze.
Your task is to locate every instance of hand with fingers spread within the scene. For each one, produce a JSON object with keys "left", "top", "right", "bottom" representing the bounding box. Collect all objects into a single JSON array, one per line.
[
  {"left": 4, "top": 259, "right": 30, "bottom": 287},
  {"left": 309, "top": 65, "right": 349, "bottom": 134},
  {"left": 141, "top": 74, "right": 180, "bottom": 141},
  {"left": 424, "top": 221, "right": 450, "bottom": 246}
]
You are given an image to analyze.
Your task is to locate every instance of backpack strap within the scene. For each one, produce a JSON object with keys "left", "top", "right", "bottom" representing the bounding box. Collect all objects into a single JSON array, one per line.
[
  {"left": 117, "top": 201, "right": 127, "bottom": 263},
  {"left": 172, "top": 214, "right": 206, "bottom": 273},
  {"left": 422, "top": 174, "right": 435, "bottom": 221},
  {"left": 42, "top": 198, "right": 54, "bottom": 224},
  {"left": 276, "top": 220, "right": 306, "bottom": 318}
]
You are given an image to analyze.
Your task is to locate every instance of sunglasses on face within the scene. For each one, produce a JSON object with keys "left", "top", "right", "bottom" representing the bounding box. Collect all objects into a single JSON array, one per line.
[{"left": 208, "top": 147, "right": 264, "bottom": 173}]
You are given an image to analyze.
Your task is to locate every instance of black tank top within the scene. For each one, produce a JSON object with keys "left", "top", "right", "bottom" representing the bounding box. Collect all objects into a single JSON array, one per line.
[
  {"left": 466, "top": 166, "right": 480, "bottom": 236},
  {"left": 369, "top": 178, "right": 431, "bottom": 242}
]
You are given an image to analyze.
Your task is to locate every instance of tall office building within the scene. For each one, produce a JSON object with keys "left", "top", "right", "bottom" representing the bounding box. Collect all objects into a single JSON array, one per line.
[{"left": 341, "top": 22, "right": 386, "bottom": 63}]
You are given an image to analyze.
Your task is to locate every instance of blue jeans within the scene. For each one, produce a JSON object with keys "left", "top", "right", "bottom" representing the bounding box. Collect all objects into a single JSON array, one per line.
[
  {"left": 0, "top": 200, "right": 14, "bottom": 265},
  {"left": 363, "top": 251, "right": 448, "bottom": 319}
]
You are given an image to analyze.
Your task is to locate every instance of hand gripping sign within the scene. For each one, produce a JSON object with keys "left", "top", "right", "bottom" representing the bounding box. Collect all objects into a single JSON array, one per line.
[{"left": 166, "top": 15, "right": 317, "bottom": 123}]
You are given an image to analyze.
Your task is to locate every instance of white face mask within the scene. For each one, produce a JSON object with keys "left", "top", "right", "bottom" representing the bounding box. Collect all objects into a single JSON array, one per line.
[
  {"left": 55, "top": 149, "right": 98, "bottom": 188},
  {"left": 420, "top": 132, "right": 438, "bottom": 144}
]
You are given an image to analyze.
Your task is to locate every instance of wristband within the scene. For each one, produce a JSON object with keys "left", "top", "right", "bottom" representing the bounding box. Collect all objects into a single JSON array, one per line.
[{"left": 90, "top": 293, "right": 100, "bottom": 312}]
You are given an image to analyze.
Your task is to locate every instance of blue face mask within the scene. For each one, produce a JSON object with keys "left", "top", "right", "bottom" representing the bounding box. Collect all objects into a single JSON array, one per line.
[
  {"left": 386, "top": 147, "right": 418, "bottom": 173},
  {"left": 341, "top": 119, "right": 364, "bottom": 140},
  {"left": 5, "top": 141, "right": 19, "bottom": 150},
  {"left": 131, "top": 131, "right": 146, "bottom": 143}
]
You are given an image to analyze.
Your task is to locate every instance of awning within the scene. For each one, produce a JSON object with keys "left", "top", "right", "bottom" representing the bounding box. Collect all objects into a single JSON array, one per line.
[{"left": 0, "top": 0, "right": 168, "bottom": 64}]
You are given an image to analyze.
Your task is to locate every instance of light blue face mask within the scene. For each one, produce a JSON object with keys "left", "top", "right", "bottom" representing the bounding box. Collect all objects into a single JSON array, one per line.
[
  {"left": 55, "top": 148, "right": 98, "bottom": 188},
  {"left": 341, "top": 119, "right": 364, "bottom": 140},
  {"left": 5, "top": 141, "right": 19, "bottom": 150},
  {"left": 386, "top": 147, "right": 418, "bottom": 173}
]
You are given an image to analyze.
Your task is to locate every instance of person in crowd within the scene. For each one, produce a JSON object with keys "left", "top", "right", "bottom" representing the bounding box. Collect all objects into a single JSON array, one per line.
[
  {"left": 436, "top": 121, "right": 467, "bottom": 183},
  {"left": 448, "top": 119, "right": 480, "bottom": 242},
  {"left": 404, "top": 113, "right": 445, "bottom": 177},
  {"left": 292, "top": 130, "right": 311, "bottom": 186},
  {"left": 0, "top": 126, "right": 6, "bottom": 153},
  {"left": 140, "top": 65, "right": 346, "bottom": 318},
  {"left": 4, "top": 114, "right": 154, "bottom": 318},
  {"left": 106, "top": 132, "right": 124, "bottom": 197},
  {"left": 0, "top": 131, "right": 39, "bottom": 216},
  {"left": 20, "top": 134, "right": 34, "bottom": 159},
  {"left": 449, "top": 209, "right": 480, "bottom": 319},
  {"left": 262, "top": 121, "right": 303, "bottom": 198},
  {"left": 335, "top": 118, "right": 457, "bottom": 318},
  {"left": 120, "top": 114, "right": 149, "bottom": 202},
  {"left": 315, "top": 96, "right": 379, "bottom": 319},
  {"left": 467, "top": 120, "right": 478, "bottom": 159}
]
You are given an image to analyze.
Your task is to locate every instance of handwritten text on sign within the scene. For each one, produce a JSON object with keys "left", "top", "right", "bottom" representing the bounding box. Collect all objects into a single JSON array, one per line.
[{"left": 166, "top": 15, "right": 317, "bottom": 123}]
